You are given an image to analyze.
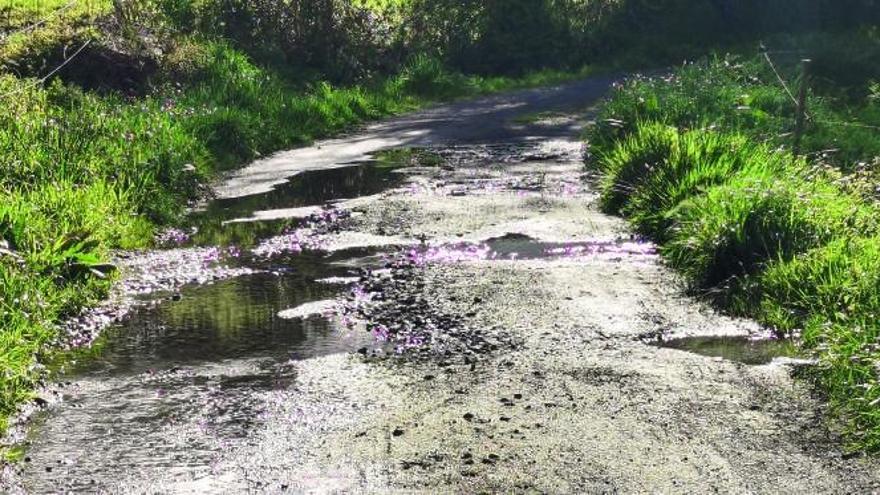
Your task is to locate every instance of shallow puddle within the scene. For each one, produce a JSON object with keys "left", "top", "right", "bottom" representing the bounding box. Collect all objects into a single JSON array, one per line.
[
  {"left": 13, "top": 250, "right": 376, "bottom": 492},
  {"left": 485, "top": 233, "right": 656, "bottom": 260},
  {"left": 653, "top": 336, "right": 799, "bottom": 365},
  {"left": 189, "top": 162, "right": 405, "bottom": 246}
]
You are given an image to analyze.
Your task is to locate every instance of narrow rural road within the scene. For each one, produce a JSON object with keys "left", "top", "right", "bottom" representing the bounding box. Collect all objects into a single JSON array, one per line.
[{"left": 6, "top": 76, "right": 880, "bottom": 493}]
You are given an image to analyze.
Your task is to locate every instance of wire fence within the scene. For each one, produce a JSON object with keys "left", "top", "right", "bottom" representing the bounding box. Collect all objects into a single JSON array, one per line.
[
  {"left": 0, "top": 0, "right": 100, "bottom": 101},
  {"left": 0, "top": 39, "right": 90, "bottom": 100},
  {"left": 761, "top": 45, "right": 880, "bottom": 133}
]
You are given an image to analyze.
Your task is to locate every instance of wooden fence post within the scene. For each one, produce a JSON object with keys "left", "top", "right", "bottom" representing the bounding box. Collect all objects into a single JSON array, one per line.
[{"left": 793, "top": 59, "right": 811, "bottom": 157}]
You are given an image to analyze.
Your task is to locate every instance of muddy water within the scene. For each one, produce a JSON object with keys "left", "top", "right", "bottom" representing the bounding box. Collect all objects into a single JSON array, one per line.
[
  {"left": 17, "top": 250, "right": 382, "bottom": 492},
  {"left": 654, "top": 335, "right": 800, "bottom": 365}
]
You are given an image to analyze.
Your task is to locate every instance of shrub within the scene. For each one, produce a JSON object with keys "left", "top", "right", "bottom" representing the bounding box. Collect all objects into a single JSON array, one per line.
[
  {"left": 623, "top": 130, "right": 792, "bottom": 240},
  {"left": 595, "top": 122, "right": 680, "bottom": 214},
  {"left": 664, "top": 174, "right": 868, "bottom": 291}
]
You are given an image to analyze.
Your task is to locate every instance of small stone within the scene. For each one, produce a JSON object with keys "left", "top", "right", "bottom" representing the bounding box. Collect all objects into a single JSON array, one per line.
[
  {"left": 392, "top": 428, "right": 405, "bottom": 437},
  {"left": 463, "top": 413, "right": 475, "bottom": 421}
]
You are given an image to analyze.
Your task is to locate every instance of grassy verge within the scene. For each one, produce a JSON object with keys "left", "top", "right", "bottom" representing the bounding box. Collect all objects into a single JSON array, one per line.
[{"left": 586, "top": 32, "right": 880, "bottom": 452}]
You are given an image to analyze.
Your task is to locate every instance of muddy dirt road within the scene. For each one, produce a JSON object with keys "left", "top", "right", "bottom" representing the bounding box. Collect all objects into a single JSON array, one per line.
[{"left": 5, "top": 77, "right": 880, "bottom": 493}]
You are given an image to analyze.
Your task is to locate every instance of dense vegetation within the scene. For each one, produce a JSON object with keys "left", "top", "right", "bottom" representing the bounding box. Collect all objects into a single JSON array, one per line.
[{"left": 587, "top": 29, "right": 880, "bottom": 451}]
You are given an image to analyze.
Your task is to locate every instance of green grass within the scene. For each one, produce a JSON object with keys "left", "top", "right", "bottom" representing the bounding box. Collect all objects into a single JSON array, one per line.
[
  {"left": 587, "top": 41, "right": 880, "bottom": 452},
  {"left": 756, "top": 238, "right": 880, "bottom": 450},
  {"left": 664, "top": 173, "right": 872, "bottom": 291},
  {"left": 0, "top": 0, "right": 108, "bottom": 27}
]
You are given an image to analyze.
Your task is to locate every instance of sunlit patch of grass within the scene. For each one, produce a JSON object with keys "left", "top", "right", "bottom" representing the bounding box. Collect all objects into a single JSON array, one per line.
[
  {"left": 664, "top": 173, "right": 871, "bottom": 292},
  {"left": 620, "top": 129, "right": 793, "bottom": 241},
  {"left": 594, "top": 122, "right": 680, "bottom": 214},
  {"left": 0, "top": 0, "right": 109, "bottom": 29}
]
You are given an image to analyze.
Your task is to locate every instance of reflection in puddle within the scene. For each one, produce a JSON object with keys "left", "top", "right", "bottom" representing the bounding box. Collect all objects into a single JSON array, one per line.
[
  {"left": 653, "top": 336, "right": 799, "bottom": 365},
  {"left": 403, "top": 234, "right": 656, "bottom": 265},
  {"left": 486, "top": 233, "right": 656, "bottom": 260},
  {"left": 16, "top": 251, "right": 375, "bottom": 492},
  {"left": 188, "top": 162, "right": 405, "bottom": 247}
]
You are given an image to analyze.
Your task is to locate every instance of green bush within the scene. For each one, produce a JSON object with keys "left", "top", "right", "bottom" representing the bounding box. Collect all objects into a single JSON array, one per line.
[
  {"left": 622, "top": 131, "right": 791, "bottom": 240},
  {"left": 664, "top": 174, "right": 868, "bottom": 291},
  {"left": 595, "top": 122, "right": 680, "bottom": 214}
]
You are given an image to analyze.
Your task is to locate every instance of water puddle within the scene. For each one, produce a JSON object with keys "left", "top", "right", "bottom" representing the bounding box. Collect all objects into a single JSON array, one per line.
[
  {"left": 12, "top": 250, "right": 376, "bottom": 492},
  {"left": 10, "top": 150, "right": 654, "bottom": 490},
  {"left": 485, "top": 233, "right": 656, "bottom": 261},
  {"left": 188, "top": 162, "right": 405, "bottom": 246},
  {"left": 653, "top": 336, "right": 800, "bottom": 365}
]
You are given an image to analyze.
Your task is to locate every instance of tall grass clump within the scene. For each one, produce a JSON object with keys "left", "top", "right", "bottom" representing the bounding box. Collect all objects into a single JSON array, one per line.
[
  {"left": 664, "top": 174, "right": 869, "bottom": 292},
  {"left": 596, "top": 123, "right": 796, "bottom": 240},
  {"left": 624, "top": 132, "right": 791, "bottom": 240},
  {"left": 757, "top": 237, "right": 880, "bottom": 338},
  {"left": 757, "top": 238, "right": 880, "bottom": 450},
  {"left": 595, "top": 122, "right": 679, "bottom": 214}
]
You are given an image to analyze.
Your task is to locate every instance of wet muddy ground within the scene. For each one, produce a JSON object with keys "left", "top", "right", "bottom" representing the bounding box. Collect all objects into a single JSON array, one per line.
[{"left": 4, "top": 77, "right": 880, "bottom": 493}]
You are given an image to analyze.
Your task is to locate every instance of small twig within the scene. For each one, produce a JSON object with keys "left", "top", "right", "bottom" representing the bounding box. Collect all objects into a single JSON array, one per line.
[
  {"left": 762, "top": 51, "right": 799, "bottom": 107},
  {"left": 0, "top": 39, "right": 91, "bottom": 100},
  {"left": 0, "top": 1, "right": 77, "bottom": 41}
]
